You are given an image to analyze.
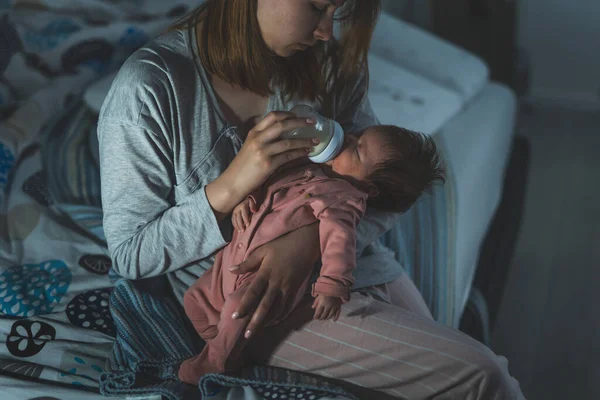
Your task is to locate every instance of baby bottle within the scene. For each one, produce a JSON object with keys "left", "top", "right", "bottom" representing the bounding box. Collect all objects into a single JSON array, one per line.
[{"left": 282, "top": 104, "right": 344, "bottom": 163}]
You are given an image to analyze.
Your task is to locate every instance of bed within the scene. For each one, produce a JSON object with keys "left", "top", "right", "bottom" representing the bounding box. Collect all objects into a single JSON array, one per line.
[{"left": 0, "top": 1, "right": 517, "bottom": 399}]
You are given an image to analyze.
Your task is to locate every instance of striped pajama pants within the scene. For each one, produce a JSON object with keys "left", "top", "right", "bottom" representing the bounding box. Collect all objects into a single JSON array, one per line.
[{"left": 247, "top": 272, "right": 525, "bottom": 400}]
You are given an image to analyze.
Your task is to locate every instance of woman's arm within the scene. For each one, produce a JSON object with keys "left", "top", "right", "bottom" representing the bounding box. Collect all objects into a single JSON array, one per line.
[
  {"left": 98, "top": 40, "right": 318, "bottom": 281},
  {"left": 100, "top": 117, "right": 317, "bottom": 280},
  {"left": 229, "top": 192, "right": 366, "bottom": 336},
  {"left": 99, "top": 120, "right": 234, "bottom": 280},
  {"left": 205, "top": 177, "right": 246, "bottom": 223},
  {"left": 229, "top": 222, "right": 321, "bottom": 338}
]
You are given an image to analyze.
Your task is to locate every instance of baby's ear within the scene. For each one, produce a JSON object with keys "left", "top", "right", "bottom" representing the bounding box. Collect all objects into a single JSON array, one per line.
[{"left": 366, "top": 183, "right": 379, "bottom": 198}]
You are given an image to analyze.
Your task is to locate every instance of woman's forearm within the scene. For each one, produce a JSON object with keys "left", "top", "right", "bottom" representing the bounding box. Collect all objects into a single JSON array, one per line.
[
  {"left": 205, "top": 172, "right": 246, "bottom": 222},
  {"left": 99, "top": 120, "right": 235, "bottom": 279}
]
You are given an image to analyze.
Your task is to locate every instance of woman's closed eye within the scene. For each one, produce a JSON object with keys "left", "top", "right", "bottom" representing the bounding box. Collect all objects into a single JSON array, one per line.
[{"left": 310, "top": 2, "right": 327, "bottom": 14}]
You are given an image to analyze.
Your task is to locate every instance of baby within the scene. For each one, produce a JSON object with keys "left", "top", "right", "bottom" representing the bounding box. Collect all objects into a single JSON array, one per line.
[{"left": 178, "top": 124, "right": 445, "bottom": 383}]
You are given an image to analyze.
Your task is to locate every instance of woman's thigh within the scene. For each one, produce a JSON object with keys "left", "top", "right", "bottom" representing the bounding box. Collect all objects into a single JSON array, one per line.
[
  {"left": 372, "top": 270, "right": 435, "bottom": 320},
  {"left": 249, "top": 278, "right": 523, "bottom": 400}
]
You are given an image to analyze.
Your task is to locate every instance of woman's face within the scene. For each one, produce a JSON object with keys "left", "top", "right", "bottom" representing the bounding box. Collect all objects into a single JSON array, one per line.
[{"left": 257, "top": 0, "right": 346, "bottom": 57}]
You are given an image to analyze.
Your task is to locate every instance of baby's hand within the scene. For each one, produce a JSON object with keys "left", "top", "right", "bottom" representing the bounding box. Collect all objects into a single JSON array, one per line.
[
  {"left": 311, "top": 294, "right": 342, "bottom": 321},
  {"left": 232, "top": 197, "right": 257, "bottom": 232}
]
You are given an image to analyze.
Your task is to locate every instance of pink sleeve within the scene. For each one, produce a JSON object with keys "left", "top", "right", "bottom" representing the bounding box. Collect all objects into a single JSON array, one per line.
[{"left": 311, "top": 196, "right": 366, "bottom": 302}]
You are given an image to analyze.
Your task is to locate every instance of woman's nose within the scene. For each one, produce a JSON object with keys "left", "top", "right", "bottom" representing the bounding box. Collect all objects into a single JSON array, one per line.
[{"left": 314, "top": 12, "right": 334, "bottom": 42}]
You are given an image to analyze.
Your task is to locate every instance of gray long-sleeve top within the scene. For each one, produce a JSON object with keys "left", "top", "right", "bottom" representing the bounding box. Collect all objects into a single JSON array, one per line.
[{"left": 98, "top": 27, "right": 403, "bottom": 303}]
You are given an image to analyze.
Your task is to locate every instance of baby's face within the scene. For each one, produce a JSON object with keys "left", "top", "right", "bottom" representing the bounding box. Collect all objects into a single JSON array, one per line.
[{"left": 325, "top": 127, "right": 388, "bottom": 181}]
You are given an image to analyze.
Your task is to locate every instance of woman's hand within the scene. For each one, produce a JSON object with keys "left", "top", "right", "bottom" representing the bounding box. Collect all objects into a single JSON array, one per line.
[
  {"left": 207, "top": 112, "right": 318, "bottom": 218},
  {"left": 227, "top": 111, "right": 318, "bottom": 196},
  {"left": 232, "top": 197, "right": 257, "bottom": 232},
  {"left": 229, "top": 222, "right": 320, "bottom": 338},
  {"left": 312, "top": 294, "right": 342, "bottom": 321}
]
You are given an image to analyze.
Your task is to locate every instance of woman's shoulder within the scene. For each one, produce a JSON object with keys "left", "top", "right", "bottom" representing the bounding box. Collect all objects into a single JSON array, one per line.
[
  {"left": 98, "top": 28, "right": 203, "bottom": 127},
  {"left": 113, "top": 29, "right": 193, "bottom": 86}
]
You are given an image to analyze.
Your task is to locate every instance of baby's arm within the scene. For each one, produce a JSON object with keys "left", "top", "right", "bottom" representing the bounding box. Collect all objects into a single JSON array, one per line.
[{"left": 311, "top": 195, "right": 367, "bottom": 310}]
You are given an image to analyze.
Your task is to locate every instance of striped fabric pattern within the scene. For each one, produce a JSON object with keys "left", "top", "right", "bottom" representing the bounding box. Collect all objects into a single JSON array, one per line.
[
  {"left": 381, "top": 135, "right": 457, "bottom": 326},
  {"left": 99, "top": 277, "right": 202, "bottom": 400}
]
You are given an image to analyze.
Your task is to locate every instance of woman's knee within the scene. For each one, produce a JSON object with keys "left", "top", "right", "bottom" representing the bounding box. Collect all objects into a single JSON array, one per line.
[{"left": 469, "top": 348, "right": 521, "bottom": 399}]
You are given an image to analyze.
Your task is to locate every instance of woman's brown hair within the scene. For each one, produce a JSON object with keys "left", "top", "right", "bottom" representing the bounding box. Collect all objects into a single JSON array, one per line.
[{"left": 168, "top": 0, "right": 381, "bottom": 113}]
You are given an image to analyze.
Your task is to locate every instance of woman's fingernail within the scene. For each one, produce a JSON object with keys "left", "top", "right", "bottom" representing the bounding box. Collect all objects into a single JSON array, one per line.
[
  {"left": 229, "top": 265, "right": 239, "bottom": 272},
  {"left": 244, "top": 330, "right": 252, "bottom": 339},
  {"left": 306, "top": 118, "right": 316, "bottom": 124},
  {"left": 232, "top": 311, "right": 239, "bottom": 319},
  {"left": 312, "top": 138, "right": 320, "bottom": 144}
]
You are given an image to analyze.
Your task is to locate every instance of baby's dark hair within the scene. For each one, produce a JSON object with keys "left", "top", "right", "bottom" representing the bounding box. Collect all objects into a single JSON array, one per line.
[{"left": 366, "top": 125, "right": 446, "bottom": 213}]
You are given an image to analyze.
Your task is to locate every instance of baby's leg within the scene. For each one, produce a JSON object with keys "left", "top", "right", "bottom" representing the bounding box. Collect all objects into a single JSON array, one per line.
[{"left": 178, "top": 287, "right": 252, "bottom": 384}]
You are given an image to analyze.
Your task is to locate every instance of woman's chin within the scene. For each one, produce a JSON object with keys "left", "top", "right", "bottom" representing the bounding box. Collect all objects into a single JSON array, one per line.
[
  {"left": 276, "top": 48, "right": 299, "bottom": 58},
  {"left": 278, "top": 45, "right": 309, "bottom": 57}
]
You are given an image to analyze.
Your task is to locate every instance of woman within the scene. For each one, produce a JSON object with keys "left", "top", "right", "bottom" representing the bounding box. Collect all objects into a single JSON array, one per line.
[{"left": 98, "top": 0, "right": 524, "bottom": 398}]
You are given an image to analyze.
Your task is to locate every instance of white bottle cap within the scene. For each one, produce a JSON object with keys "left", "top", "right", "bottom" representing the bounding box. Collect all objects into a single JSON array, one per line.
[{"left": 308, "top": 120, "right": 344, "bottom": 163}]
